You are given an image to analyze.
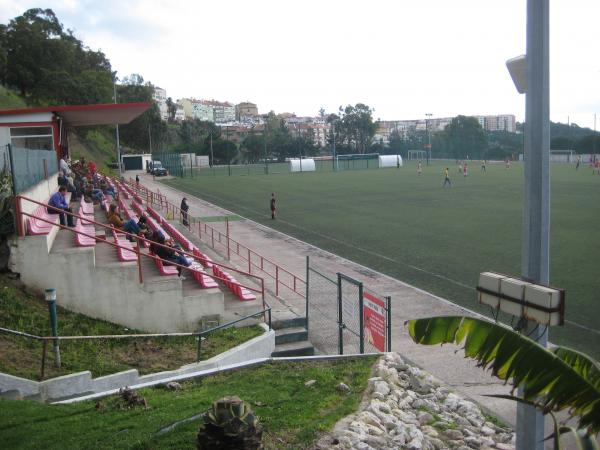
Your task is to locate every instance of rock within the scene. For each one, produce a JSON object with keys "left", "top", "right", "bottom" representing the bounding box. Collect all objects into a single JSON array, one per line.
[
  {"left": 421, "top": 425, "right": 439, "bottom": 437},
  {"left": 467, "top": 415, "right": 484, "bottom": 428},
  {"left": 480, "top": 425, "right": 495, "bottom": 436},
  {"left": 165, "top": 381, "right": 182, "bottom": 391},
  {"left": 427, "top": 437, "right": 445, "bottom": 450},
  {"left": 454, "top": 415, "right": 471, "bottom": 427},
  {"left": 418, "top": 412, "right": 434, "bottom": 425},
  {"left": 456, "top": 446, "right": 472, "bottom": 450},
  {"left": 304, "top": 379, "right": 316, "bottom": 387},
  {"left": 494, "top": 444, "right": 515, "bottom": 450},
  {"left": 373, "top": 380, "right": 390, "bottom": 396},
  {"left": 337, "top": 382, "right": 350, "bottom": 393},
  {"left": 464, "top": 435, "right": 482, "bottom": 448},
  {"left": 363, "top": 435, "right": 388, "bottom": 448},
  {"left": 444, "top": 429, "right": 464, "bottom": 440}
]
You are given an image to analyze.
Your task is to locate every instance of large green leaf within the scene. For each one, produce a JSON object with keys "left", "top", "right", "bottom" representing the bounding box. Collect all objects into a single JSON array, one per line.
[{"left": 407, "top": 316, "right": 600, "bottom": 433}]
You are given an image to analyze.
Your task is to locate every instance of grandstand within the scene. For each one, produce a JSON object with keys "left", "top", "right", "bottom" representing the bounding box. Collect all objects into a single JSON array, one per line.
[{"left": 12, "top": 178, "right": 266, "bottom": 332}]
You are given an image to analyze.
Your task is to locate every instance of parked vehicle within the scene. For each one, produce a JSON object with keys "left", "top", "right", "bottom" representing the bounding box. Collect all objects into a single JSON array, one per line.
[{"left": 146, "top": 160, "right": 168, "bottom": 176}]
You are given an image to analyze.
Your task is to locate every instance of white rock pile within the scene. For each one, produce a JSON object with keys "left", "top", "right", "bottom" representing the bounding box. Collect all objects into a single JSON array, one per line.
[{"left": 326, "top": 353, "right": 515, "bottom": 450}]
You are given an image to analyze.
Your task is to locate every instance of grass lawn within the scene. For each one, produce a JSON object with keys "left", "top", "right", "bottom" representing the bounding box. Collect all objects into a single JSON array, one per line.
[
  {"left": 0, "top": 275, "right": 264, "bottom": 380},
  {"left": 164, "top": 161, "right": 600, "bottom": 359},
  {"left": 0, "top": 358, "right": 376, "bottom": 450}
]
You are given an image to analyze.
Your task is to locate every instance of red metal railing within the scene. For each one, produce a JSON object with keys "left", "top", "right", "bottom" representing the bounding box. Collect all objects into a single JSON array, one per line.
[
  {"left": 127, "top": 179, "right": 307, "bottom": 299},
  {"left": 15, "top": 195, "right": 266, "bottom": 306}
]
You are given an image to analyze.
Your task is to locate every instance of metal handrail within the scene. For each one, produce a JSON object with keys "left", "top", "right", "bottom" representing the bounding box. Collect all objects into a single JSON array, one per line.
[
  {"left": 127, "top": 178, "right": 307, "bottom": 299},
  {"left": 0, "top": 301, "right": 272, "bottom": 379},
  {"left": 15, "top": 195, "right": 265, "bottom": 299}
]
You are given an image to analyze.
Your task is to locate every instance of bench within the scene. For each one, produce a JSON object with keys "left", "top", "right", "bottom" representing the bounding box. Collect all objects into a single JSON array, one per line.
[
  {"left": 74, "top": 220, "right": 96, "bottom": 247},
  {"left": 111, "top": 229, "right": 137, "bottom": 262},
  {"left": 26, "top": 192, "right": 72, "bottom": 235},
  {"left": 212, "top": 265, "right": 256, "bottom": 301},
  {"left": 190, "top": 263, "right": 218, "bottom": 289},
  {"left": 149, "top": 250, "right": 179, "bottom": 276}
]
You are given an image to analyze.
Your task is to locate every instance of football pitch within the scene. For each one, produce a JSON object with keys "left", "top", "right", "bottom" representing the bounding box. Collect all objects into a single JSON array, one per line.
[{"left": 164, "top": 161, "right": 600, "bottom": 358}]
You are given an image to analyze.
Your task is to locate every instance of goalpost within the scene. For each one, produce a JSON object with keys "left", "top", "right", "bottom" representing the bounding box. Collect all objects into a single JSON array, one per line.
[
  {"left": 550, "top": 150, "right": 575, "bottom": 163},
  {"left": 335, "top": 153, "right": 379, "bottom": 171},
  {"left": 407, "top": 150, "right": 427, "bottom": 161}
]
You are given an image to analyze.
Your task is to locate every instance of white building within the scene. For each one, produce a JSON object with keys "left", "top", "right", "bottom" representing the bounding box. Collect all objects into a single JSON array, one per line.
[{"left": 153, "top": 87, "right": 168, "bottom": 121}]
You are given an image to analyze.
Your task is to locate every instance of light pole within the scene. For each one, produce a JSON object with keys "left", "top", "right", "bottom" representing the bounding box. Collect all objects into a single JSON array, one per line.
[
  {"left": 332, "top": 120, "right": 337, "bottom": 171},
  {"left": 113, "top": 77, "right": 122, "bottom": 177},
  {"left": 425, "top": 113, "right": 432, "bottom": 166},
  {"left": 263, "top": 119, "right": 268, "bottom": 174},
  {"left": 226, "top": 126, "right": 231, "bottom": 176},
  {"left": 506, "top": 1, "right": 549, "bottom": 449}
]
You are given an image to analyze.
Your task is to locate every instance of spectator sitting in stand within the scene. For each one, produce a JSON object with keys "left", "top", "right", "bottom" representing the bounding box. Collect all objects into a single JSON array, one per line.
[
  {"left": 149, "top": 230, "right": 191, "bottom": 277},
  {"left": 48, "top": 186, "right": 75, "bottom": 227},
  {"left": 107, "top": 204, "right": 141, "bottom": 241}
]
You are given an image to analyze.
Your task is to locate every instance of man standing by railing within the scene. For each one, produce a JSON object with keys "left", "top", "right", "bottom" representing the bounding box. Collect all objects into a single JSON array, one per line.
[{"left": 181, "top": 197, "right": 189, "bottom": 226}]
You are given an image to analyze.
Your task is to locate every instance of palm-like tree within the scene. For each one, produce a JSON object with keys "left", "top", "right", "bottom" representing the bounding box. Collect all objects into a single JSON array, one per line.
[{"left": 407, "top": 316, "right": 599, "bottom": 449}]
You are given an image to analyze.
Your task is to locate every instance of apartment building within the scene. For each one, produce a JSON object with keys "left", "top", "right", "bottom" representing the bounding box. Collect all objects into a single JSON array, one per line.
[
  {"left": 153, "top": 87, "right": 168, "bottom": 121},
  {"left": 236, "top": 102, "right": 259, "bottom": 121}
]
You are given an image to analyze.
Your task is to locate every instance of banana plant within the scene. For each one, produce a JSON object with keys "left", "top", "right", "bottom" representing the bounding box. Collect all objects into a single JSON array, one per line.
[{"left": 407, "top": 316, "right": 599, "bottom": 449}]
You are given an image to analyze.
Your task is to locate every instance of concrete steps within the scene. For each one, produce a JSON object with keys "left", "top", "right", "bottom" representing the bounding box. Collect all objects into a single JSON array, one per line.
[{"left": 271, "top": 317, "right": 314, "bottom": 357}]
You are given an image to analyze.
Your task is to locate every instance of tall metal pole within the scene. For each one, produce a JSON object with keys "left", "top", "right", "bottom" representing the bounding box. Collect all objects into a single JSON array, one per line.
[
  {"left": 594, "top": 113, "right": 597, "bottom": 156},
  {"left": 426, "top": 113, "right": 432, "bottom": 165},
  {"left": 517, "top": 1, "right": 549, "bottom": 449},
  {"left": 113, "top": 80, "right": 122, "bottom": 178},
  {"left": 263, "top": 121, "right": 268, "bottom": 174},
  {"left": 210, "top": 131, "right": 214, "bottom": 168},
  {"left": 332, "top": 122, "right": 337, "bottom": 171}
]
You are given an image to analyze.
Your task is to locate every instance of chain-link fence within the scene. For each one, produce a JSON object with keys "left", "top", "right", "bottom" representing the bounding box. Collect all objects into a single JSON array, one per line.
[
  {"left": 306, "top": 263, "right": 339, "bottom": 355},
  {"left": 307, "top": 258, "right": 391, "bottom": 355}
]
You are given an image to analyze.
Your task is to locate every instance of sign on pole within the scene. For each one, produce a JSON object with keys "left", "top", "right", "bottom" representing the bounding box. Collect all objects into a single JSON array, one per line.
[{"left": 363, "top": 292, "right": 386, "bottom": 352}]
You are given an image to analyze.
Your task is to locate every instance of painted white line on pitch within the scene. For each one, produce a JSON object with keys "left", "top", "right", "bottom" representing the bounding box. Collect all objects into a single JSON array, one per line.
[
  {"left": 161, "top": 182, "right": 600, "bottom": 336},
  {"left": 196, "top": 191, "right": 473, "bottom": 290}
]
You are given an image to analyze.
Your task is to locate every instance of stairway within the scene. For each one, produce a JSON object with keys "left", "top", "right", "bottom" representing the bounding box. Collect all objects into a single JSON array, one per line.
[{"left": 271, "top": 317, "right": 314, "bottom": 357}]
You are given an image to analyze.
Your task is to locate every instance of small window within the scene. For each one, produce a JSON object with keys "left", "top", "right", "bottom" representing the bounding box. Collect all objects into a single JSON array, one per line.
[
  {"left": 10, "top": 126, "right": 54, "bottom": 151},
  {"left": 10, "top": 126, "right": 53, "bottom": 137}
]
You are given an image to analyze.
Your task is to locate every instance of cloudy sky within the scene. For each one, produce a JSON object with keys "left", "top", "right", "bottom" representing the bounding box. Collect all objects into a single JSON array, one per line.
[{"left": 1, "top": 0, "right": 599, "bottom": 129}]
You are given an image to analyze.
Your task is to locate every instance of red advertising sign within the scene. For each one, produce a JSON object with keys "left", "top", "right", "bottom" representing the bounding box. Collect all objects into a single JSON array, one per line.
[{"left": 363, "top": 292, "right": 386, "bottom": 352}]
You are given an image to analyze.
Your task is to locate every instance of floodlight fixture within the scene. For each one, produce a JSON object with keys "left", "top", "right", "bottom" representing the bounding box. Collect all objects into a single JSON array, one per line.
[
  {"left": 506, "top": 55, "right": 527, "bottom": 94},
  {"left": 477, "top": 272, "right": 564, "bottom": 326}
]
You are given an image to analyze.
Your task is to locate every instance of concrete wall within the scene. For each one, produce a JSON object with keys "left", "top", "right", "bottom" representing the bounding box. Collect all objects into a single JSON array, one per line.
[
  {"left": 9, "top": 234, "right": 225, "bottom": 333},
  {"left": 0, "top": 324, "right": 274, "bottom": 402}
]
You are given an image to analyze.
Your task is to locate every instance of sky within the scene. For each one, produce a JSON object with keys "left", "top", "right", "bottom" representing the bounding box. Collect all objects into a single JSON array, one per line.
[{"left": 1, "top": 0, "right": 599, "bottom": 129}]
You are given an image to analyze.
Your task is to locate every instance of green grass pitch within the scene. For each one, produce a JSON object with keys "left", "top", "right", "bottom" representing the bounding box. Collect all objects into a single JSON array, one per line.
[{"left": 164, "top": 161, "right": 600, "bottom": 359}]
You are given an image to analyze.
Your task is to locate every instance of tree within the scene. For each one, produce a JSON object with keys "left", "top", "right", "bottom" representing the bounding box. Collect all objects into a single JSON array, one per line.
[
  {"left": 117, "top": 74, "right": 166, "bottom": 151},
  {"left": 242, "top": 132, "right": 265, "bottom": 163},
  {"left": 442, "top": 115, "right": 488, "bottom": 159},
  {"left": 0, "top": 8, "right": 113, "bottom": 105},
  {"left": 336, "top": 104, "right": 378, "bottom": 154},
  {"left": 166, "top": 97, "right": 177, "bottom": 123},
  {"left": 408, "top": 316, "right": 600, "bottom": 449}
]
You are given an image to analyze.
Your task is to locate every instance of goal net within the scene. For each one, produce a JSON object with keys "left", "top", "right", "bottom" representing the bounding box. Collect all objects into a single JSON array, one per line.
[
  {"left": 407, "top": 150, "right": 427, "bottom": 161},
  {"left": 550, "top": 150, "right": 575, "bottom": 163},
  {"left": 335, "top": 153, "right": 379, "bottom": 171}
]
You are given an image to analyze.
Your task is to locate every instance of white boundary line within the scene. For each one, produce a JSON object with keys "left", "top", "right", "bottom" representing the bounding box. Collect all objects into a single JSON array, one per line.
[{"left": 160, "top": 181, "right": 600, "bottom": 336}]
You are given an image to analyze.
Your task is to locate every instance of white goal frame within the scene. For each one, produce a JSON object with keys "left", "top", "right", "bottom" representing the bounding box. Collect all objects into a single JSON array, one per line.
[
  {"left": 550, "top": 150, "right": 575, "bottom": 163},
  {"left": 407, "top": 150, "right": 427, "bottom": 161}
]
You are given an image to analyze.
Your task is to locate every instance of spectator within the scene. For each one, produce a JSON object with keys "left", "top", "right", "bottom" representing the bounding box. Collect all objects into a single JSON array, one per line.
[
  {"left": 149, "top": 230, "right": 191, "bottom": 277},
  {"left": 107, "top": 204, "right": 140, "bottom": 241},
  {"left": 180, "top": 197, "right": 189, "bottom": 226},
  {"left": 59, "top": 156, "right": 71, "bottom": 177},
  {"left": 48, "top": 186, "right": 75, "bottom": 227},
  {"left": 136, "top": 174, "right": 140, "bottom": 186}
]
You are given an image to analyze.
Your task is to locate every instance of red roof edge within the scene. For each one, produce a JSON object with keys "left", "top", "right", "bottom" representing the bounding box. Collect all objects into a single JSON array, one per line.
[{"left": 0, "top": 102, "right": 152, "bottom": 116}]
